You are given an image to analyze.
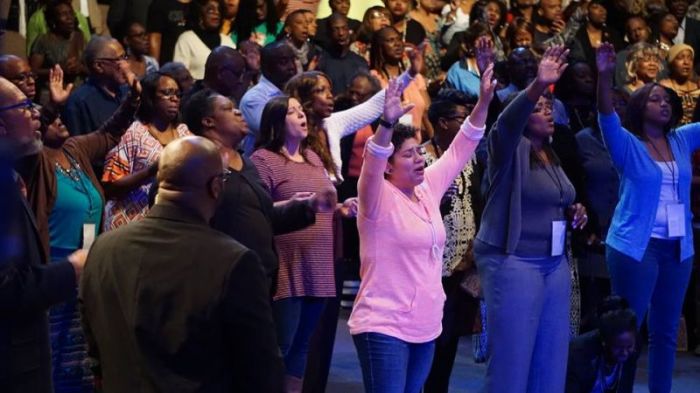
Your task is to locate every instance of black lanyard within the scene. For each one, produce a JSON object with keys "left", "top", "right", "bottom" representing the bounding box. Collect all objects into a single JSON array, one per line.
[
  {"left": 648, "top": 138, "right": 678, "bottom": 201},
  {"left": 536, "top": 150, "right": 566, "bottom": 216}
]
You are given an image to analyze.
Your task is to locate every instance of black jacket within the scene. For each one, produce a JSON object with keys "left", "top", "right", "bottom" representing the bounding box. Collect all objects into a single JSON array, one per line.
[
  {"left": 0, "top": 169, "right": 76, "bottom": 392},
  {"left": 79, "top": 204, "right": 284, "bottom": 393},
  {"left": 150, "top": 156, "right": 315, "bottom": 289}
]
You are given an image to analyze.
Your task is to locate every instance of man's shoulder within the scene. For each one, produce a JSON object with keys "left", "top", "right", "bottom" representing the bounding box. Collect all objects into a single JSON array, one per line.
[{"left": 66, "top": 81, "right": 100, "bottom": 104}]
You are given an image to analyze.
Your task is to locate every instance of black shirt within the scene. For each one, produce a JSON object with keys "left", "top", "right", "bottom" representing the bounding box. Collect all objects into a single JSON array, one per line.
[
  {"left": 209, "top": 156, "right": 315, "bottom": 289},
  {"left": 147, "top": 0, "right": 190, "bottom": 63},
  {"left": 317, "top": 49, "right": 369, "bottom": 95}
]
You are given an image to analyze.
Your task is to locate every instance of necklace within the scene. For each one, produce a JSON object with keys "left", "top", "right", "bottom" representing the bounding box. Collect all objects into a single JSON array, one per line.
[{"left": 54, "top": 155, "right": 98, "bottom": 216}]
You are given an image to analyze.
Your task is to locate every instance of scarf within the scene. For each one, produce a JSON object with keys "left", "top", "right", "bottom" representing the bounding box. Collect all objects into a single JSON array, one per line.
[{"left": 193, "top": 26, "right": 221, "bottom": 51}]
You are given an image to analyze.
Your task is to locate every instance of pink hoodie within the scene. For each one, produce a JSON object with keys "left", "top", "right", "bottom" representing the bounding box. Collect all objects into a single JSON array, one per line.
[{"left": 348, "top": 118, "right": 484, "bottom": 343}]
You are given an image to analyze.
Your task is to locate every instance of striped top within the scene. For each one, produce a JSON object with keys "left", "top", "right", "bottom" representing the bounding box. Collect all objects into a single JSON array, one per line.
[{"left": 250, "top": 148, "right": 336, "bottom": 300}]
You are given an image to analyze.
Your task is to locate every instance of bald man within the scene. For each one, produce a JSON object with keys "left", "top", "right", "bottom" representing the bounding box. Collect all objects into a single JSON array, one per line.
[
  {"left": 62, "top": 36, "right": 131, "bottom": 136},
  {"left": 0, "top": 77, "right": 86, "bottom": 392},
  {"left": 185, "top": 47, "right": 250, "bottom": 105},
  {"left": 80, "top": 136, "right": 283, "bottom": 392}
]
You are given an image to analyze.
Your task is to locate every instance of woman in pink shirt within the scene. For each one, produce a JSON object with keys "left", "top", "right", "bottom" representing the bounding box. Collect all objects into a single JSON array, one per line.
[{"left": 348, "top": 64, "right": 496, "bottom": 392}]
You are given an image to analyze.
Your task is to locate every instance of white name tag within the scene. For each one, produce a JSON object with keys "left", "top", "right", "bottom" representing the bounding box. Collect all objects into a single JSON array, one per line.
[
  {"left": 667, "top": 203, "right": 686, "bottom": 238},
  {"left": 552, "top": 220, "right": 567, "bottom": 256},
  {"left": 82, "top": 223, "right": 96, "bottom": 250}
]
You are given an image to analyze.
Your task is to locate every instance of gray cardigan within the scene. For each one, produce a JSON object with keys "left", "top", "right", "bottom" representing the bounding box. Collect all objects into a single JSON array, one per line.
[{"left": 476, "top": 90, "right": 576, "bottom": 254}]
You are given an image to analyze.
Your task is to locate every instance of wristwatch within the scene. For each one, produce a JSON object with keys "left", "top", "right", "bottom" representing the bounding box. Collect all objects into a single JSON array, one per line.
[{"left": 378, "top": 117, "right": 396, "bottom": 129}]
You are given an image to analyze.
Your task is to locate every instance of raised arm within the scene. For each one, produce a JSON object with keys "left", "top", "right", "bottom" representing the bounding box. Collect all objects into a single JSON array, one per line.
[
  {"left": 70, "top": 71, "right": 142, "bottom": 163},
  {"left": 596, "top": 43, "right": 634, "bottom": 171},
  {"left": 489, "top": 45, "right": 569, "bottom": 167},
  {"left": 357, "top": 78, "right": 415, "bottom": 221},
  {"left": 325, "top": 46, "right": 423, "bottom": 139},
  {"left": 425, "top": 62, "right": 495, "bottom": 199}
]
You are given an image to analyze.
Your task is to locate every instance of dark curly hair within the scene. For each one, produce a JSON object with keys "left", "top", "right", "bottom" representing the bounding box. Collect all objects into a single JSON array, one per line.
[{"left": 182, "top": 87, "right": 218, "bottom": 135}]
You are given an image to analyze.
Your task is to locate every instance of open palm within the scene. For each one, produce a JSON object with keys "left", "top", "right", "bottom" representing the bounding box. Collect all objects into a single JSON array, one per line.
[
  {"left": 536, "top": 45, "right": 569, "bottom": 86},
  {"left": 383, "top": 77, "right": 415, "bottom": 124},
  {"left": 596, "top": 43, "right": 616, "bottom": 75}
]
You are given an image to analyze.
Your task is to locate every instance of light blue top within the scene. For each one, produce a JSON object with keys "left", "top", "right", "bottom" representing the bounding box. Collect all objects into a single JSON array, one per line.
[
  {"left": 446, "top": 60, "right": 481, "bottom": 98},
  {"left": 598, "top": 112, "right": 700, "bottom": 262},
  {"left": 240, "top": 76, "right": 283, "bottom": 156}
]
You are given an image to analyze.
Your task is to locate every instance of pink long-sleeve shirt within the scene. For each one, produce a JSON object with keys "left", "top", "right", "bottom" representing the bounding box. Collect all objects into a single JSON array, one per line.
[{"left": 348, "top": 118, "right": 484, "bottom": 343}]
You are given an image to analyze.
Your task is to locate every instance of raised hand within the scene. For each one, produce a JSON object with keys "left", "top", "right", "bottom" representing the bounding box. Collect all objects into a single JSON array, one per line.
[
  {"left": 596, "top": 42, "right": 616, "bottom": 76},
  {"left": 383, "top": 76, "right": 415, "bottom": 125},
  {"left": 479, "top": 63, "right": 497, "bottom": 105},
  {"left": 475, "top": 36, "right": 495, "bottom": 75},
  {"left": 470, "top": 63, "right": 497, "bottom": 127},
  {"left": 406, "top": 42, "right": 425, "bottom": 77},
  {"left": 124, "top": 69, "right": 142, "bottom": 100},
  {"left": 48, "top": 64, "right": 74, "bottom": 106},
  {"left": 536, "top": 45, "right": 569, "bottom": 86}
]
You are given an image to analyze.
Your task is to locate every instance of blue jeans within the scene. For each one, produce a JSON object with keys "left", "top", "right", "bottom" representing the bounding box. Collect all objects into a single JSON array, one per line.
[
  {"left": 272, "top": 297, "right": 326, "bottom": 378},
  {"left": 475, "top": 240, "right": 571, "bottom": 393},
  {"left": 607, "top": 238, "right": 692, "bottom": 393},
  {"left": 352, "top": 332, "right": 435, "bottom": 393}
]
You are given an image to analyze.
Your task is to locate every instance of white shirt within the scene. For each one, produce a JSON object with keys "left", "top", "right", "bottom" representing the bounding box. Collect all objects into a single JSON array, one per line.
[
  {"left": 674, "top": 17, "right": 687, "bottom": 45},
  {"left": 652, "top": 161, "right": 679, "bottom": 238},
  {"left": 172, "top": 31, "right": 236, "bottom": 80}
]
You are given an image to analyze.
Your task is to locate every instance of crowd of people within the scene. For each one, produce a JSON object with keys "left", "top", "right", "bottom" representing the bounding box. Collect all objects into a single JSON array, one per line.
[{"left": 2, "top": 0, "right": 700, "bottom": 393}]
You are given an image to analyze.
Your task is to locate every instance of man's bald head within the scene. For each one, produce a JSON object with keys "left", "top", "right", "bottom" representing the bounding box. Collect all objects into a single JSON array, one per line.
[
  {"left": 204, "top": 47, "right": 246, "bottom": 96},
  {"left": 158, "top": 136, "right": 223, "bottom": 192},
  {"left": 0, "top": 55, "right": 36, "bottom": 100}
]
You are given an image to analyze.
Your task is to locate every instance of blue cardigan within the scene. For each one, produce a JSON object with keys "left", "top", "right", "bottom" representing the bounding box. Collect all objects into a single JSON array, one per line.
[{"left": 598, "top": 112, "right": 700, "bottom": 262}]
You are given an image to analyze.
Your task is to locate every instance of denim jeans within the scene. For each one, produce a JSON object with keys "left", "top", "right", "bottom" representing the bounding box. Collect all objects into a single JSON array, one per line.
[
  {"left": 272, "top": 297, "right": 326, "bottom": 378},
  {"left": 607, "top": 238, "right": 692, "bottom": 393},
  {"left": 475, "top": 240, "right": 571, "bottom": 393},
  {"left": 352, "top": 332, "right": 435, "bottom": 393}
]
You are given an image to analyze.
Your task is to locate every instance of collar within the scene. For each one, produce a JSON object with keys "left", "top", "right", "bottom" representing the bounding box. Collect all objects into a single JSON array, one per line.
[
  {"left": 258, "top": 75, "right": 282, "bottom": 94},
  {"left": 147, "top": 203, "right": 209, "bottom": 226}
]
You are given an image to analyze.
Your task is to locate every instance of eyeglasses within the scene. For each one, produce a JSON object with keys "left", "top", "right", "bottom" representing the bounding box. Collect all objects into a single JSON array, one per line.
[
  {"left": 9, "top": 72, "right": 37, "bottom": 84},
  {"left": 209, "top": 169, "right": 232, "bottom": 186},
  {"left": 445, "top": 114, "right": 468, "bottom": 123},
  {"left": 96, "top": 54, "right": 129, "bottom": 62},
  {"left": 0, "top": 98, "right": 35, "bottom": 113},
  {"left": 128, "top": 31, "right": 148, "bottom": 39},
  {"left": 157, "top": 89, "right": 182, "bottom": 100}
]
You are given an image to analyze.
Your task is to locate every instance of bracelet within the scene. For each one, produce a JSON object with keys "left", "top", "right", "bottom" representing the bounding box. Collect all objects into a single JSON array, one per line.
[{"left": 377, "top": 117, "right": 395, "bottom": 129}]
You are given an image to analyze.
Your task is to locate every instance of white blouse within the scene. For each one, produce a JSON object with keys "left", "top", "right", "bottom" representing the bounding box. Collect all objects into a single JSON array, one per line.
[{"left": 172, "top": 31, "right": 235, "bottom": 80}]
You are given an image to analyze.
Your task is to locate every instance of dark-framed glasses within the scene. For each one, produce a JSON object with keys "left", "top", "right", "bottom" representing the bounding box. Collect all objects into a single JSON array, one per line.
[
  {"left": 0, "top": 99, "right": 35, "bottom": 113},
  {"left": 157, "top": 89, "right": 182, "bottom": 100},
  {"left": 96, "top": 54, "right": 129, "bottom": 62},
  {"left": 209, "top": 168, "right": 232, "bottom": 185},
  {"left": 9, "top": 72, "right": 37, "bottom": 84}
]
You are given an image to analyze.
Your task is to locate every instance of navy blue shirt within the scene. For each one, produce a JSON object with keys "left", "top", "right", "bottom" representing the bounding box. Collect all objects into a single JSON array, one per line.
[
  {"left": 317, "top": 49, "right": 368, "bottom": 95},
  {"left": 62, "top": 78, "right": 128, "bottom": 136}
]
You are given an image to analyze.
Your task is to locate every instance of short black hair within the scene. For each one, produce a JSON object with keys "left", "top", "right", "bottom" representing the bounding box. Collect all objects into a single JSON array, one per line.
[
  {"left": 428, "top": 88, "right": 478, "bottom": 125},
  {"left": 389, "top": 123, "right": 420, "bottom": 163},
  {"left": 597, "top": 296, "right": 637, "bottom": 345},
  {"left": 182, "top": 88, "right": 219, "bottom": 135}
]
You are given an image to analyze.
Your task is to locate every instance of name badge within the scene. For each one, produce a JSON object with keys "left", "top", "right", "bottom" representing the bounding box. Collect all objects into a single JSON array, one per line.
[
  {"left": 82, "top": 223, "right": 96, "bottom": 250},
  {"left": 552, "top": 220, "right": 567, "bottom": 256},
  {"left": 667, "top": 203, "right": 686, "bottom": 238}
]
